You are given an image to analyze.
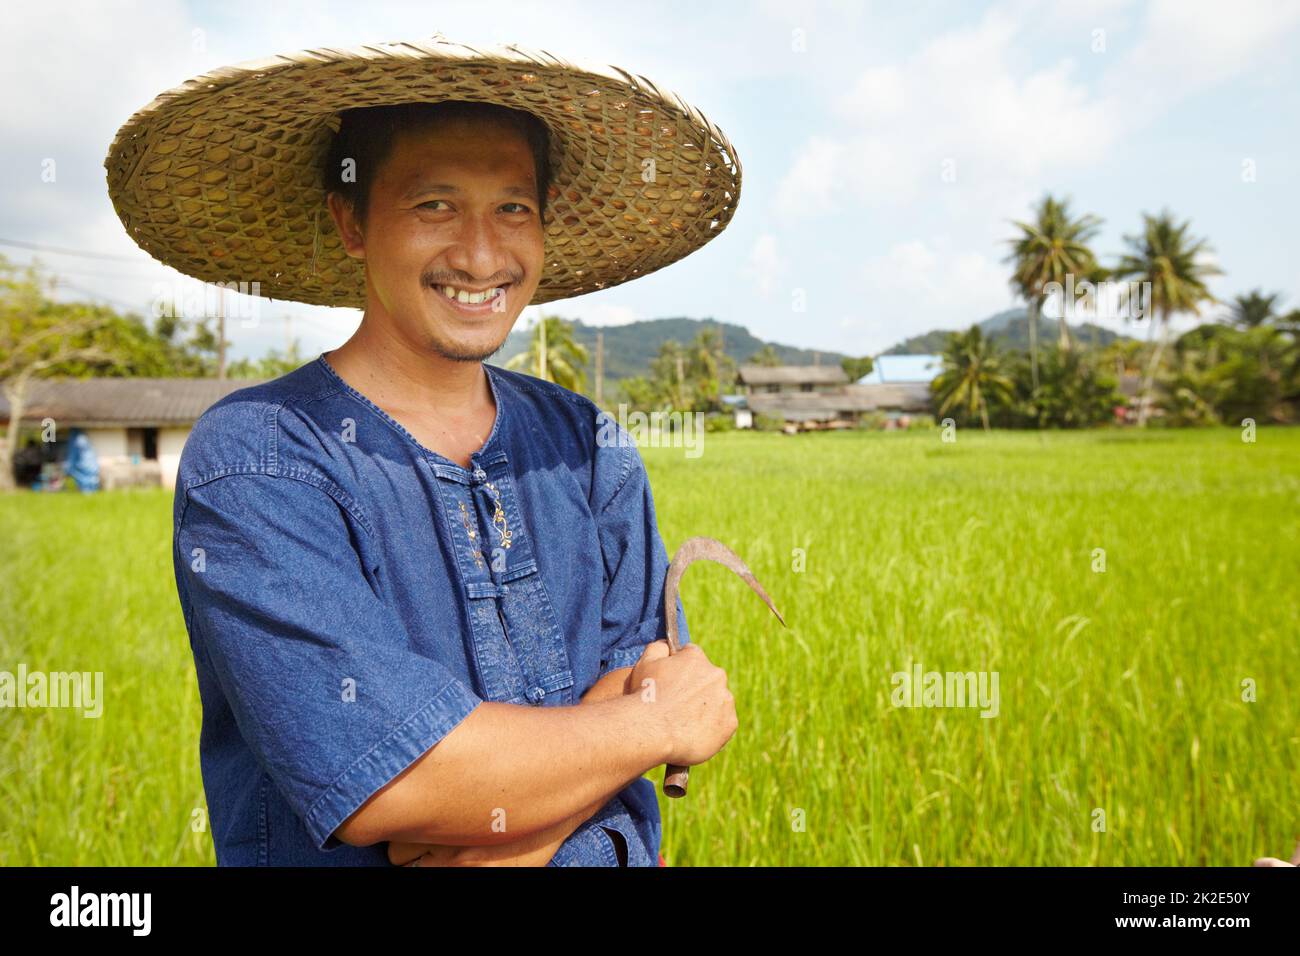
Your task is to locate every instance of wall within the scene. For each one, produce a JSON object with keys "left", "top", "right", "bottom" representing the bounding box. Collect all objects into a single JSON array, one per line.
[
  {"left": 84, "top": 427, "right": 128, "bottom": 460},
  {"left": 158, "top": 428, "right": 189, "bottom": 490}
]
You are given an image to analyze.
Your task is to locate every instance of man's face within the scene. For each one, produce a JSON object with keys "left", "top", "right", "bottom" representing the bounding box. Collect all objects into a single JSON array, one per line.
[{"left": 329, "top": 115, "right": 545, "bottom": 363}]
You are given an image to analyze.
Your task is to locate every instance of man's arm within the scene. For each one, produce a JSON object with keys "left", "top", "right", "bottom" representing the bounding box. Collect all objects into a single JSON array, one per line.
[
  {"left": 581, "top": 666, "right": 635, "bottom": 704},
  {"left": 335, "top": 678, "right": 666, "bottom": 847},
  {"left": 384, "top": 666, "right": 637, "bottom": 865}
]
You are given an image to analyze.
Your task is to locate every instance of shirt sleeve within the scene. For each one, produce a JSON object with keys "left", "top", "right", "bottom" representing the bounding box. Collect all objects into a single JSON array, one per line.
[
  {"left": 594, "top": 439, "right": 691, "bottom": 677},
  {"left": 174, "top": 472, "right": 484, "bottom": 851}
]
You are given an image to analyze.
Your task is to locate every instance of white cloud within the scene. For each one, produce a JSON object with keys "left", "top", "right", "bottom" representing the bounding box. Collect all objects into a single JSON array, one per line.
[
  {"left": 525, "top": 300, "right": 641, "bottom": 327},
  {"left": 854, "top": 239, "right": 1016, "bottom": 350},
  {"left": 772, "top": 137, "right": 846, "bottom": 218},
  {"left": 1111, "top": 0, "right": 1300, "bottom": 113},
  {"left": 742, "top": 233, "right": 787, "bottom": 297},
  {"left": 833, "top": 65, "right": 906, "bottom": 122},
  {"left": 777, "top": 6, "right": 1117, "bottom": 214}
]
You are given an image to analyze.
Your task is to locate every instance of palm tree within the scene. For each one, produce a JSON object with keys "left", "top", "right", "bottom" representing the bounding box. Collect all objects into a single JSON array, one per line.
[
  {"left": 932, "top": 325, "right": 1015, "bottom": 432},
  {"left": 1225, "top": 289, "right": 1281, "bottom": 328},
  {"left": 1006, "top": 195, "right": 1104, "bottom": 390},
  {"left": 649, "top": 339, "right": 690, "bottom": 409},
  {"left": 505, "top": 314, "right": 589, "bottom": 392},
  {"left": 1113, "top": 210, "right": 1222, "bottom": 425},
  {"left": 748, "top": 344, "right": 781, "bottom": 367},
  {"left": 1102, "top": 337, "right": 1146, "bottom": 389},
  {"left": 688, "top": 326, "right": 734, "bottom": 410}
]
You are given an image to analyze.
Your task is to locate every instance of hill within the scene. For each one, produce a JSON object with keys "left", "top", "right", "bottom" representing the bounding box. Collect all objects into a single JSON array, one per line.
[
  {"left": 488, "top": 317, "right": 853, "bottom": 387},
  {"left": 884, "top": 308, "right": 1132, "bottom": 354}
]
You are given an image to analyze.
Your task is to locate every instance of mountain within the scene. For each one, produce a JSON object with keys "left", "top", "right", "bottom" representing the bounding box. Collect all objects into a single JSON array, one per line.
[
  {"left": 488, "top": 317, "right": 853, "bottom": 388},
  {"left": 883, "top": 308, "right": 1132, "bottom": 354}
]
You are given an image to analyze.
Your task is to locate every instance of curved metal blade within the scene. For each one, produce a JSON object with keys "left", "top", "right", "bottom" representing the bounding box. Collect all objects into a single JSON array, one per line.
[{"left": 662, "top": 536, "right": 787, "bottom": 652}]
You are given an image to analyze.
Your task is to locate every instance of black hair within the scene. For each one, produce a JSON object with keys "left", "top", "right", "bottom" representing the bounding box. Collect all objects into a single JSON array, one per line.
[{"left": 321, "top": 100, "right": 552, "bottom": 229}]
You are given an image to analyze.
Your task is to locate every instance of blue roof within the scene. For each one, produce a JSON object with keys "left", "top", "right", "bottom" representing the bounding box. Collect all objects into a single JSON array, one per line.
[{"left": 858, "top": 354, "right": 943, "bottom": 384}]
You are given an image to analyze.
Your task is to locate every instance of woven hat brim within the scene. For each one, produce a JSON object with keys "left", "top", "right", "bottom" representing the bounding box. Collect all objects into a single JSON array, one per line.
[{"left": 103, "top": 37, "right": 743, "bottom": 309}]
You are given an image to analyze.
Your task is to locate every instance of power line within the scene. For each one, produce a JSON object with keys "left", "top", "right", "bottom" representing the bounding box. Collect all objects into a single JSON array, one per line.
[
  {"left": 6, "top": 258, "right": 168, "bottom": 282},
  {"left": 54, "top": 281, "right": 146, "bottom": 315},
  {"left": 0, "top": 236, "right": 150, "bottom": 263}
]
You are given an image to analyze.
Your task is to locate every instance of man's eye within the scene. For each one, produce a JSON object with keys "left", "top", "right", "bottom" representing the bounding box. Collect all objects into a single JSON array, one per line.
[
  {"left": 417, "top": 200, "right": 448, "bottom": 210},
  {"left": 501, "top": 202, "right": 533, "bottom": 214}
]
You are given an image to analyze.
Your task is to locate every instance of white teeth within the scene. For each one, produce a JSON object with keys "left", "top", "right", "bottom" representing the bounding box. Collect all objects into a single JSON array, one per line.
[{"left": 437, "top": 285, "right": 502, "bottom": 305}]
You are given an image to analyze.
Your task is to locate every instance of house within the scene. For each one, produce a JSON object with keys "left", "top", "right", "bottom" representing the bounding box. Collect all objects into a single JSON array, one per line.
[
  {"left": 1116, "top": 372, "right": 1160, "bottom": 423},
  {"left": 854, "top": 354, "right": 941, "bottom": 424},
  {"left": 734, "top": 364, "right": 877, "bottom": 432},
  {"left": 1, "top": 377, "right": 266, "bottom": 490}
]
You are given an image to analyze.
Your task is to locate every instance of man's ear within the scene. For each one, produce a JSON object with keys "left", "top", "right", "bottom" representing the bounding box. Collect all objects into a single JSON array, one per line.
[{"left": 326, "top": 192, "right": 366, "bottom": 260}]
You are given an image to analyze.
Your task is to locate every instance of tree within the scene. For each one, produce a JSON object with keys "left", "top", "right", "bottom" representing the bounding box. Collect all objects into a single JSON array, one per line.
[
  {"left": 841, "top": 355, "right": 874, "bottom": 382},
  {"left": 1224, "top": 289, "right": 1281, "bottom": 329},
  {"left": 226, "top": 336, "right": 305, "bottom": 379},
  {"left": 687, "top": 325, "right": 735, "bottom": 411},
  {"left": 1162, "top": 323, "right": 1299, "bottom": 425},
  {"left": 1006, "top": 195, "right": 1104, "bottom": 393},
  {"left": 504, "top": 314, "right": 589, "bottom": 392},
  {"left": 615, "top": 374, "right": 667, "bottom": 412},
  {"left": 649, "top": 339, "right": 690, "bottom": 409},
  {"left": 0, "top": 258, "right": 118, "bottom": 490},
  {"left": 748, "top": 344, "right": 782, "bottom": 367},
  {"left": 1113, "top": 210, "right": 1222, "bottom": 426},
  {"left": 1102, "top": 338, "right": 1147, "bottom": 380},
  {"left": 1026, "top": 347, "right": 1123, "bottom": 428},
  {"left": 932, "top": 325, "right": 1015, "bottom": 432}
]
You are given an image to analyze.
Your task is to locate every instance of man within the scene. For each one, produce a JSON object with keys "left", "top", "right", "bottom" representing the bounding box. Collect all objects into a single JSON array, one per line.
[{"left": 106, "top": 38, "right": 744, "bottom": 866}]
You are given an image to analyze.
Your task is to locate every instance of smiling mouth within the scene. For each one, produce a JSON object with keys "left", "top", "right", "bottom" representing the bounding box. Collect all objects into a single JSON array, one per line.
[{"left": 428, "top": 282, "right": 510, "bottom": 309}]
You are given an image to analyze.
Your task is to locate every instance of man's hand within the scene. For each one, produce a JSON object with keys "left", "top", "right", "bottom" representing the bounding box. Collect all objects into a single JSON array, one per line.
[
  {"left": 389, "top": 665, "right": 638, "bottom": 867},
  {"left": 626, "top": 640, "right": 671, "bottom": 699},
  {"left": 625, "top": 639, "right": 737, "bottom": 768},
  {"left": 1253, "top": 840, "right": 1300, "bottom": 867}
]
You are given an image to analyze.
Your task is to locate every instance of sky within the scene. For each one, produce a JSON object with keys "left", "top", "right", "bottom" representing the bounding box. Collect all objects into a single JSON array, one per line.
[{"left": 2, "top": 0, "right": 1298, "bottom": 361}]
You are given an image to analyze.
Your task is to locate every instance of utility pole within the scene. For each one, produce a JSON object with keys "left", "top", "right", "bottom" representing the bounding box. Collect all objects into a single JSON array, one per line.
[
  {"left": 217, "top": 285, "right": 226, "bottom": 380},
  {"left": 538, "top": 315, "right": 548, "bottom": 381},
  {"left": 715, "top": 322, "right": 724, "bottom": 405}
]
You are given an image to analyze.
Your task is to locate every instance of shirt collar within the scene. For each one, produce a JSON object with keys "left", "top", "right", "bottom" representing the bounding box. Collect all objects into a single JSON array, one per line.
[{"left": 314, "top": 351, "right": 509, "bottom": 481}]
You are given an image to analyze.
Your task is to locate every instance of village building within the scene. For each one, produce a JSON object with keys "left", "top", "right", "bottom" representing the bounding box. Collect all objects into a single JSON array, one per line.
[
  {"left": 732, "top": 355, "right": 941, "bottom": 431},
  {"left": 853, "top": 354, "right": 942, "bottom": 426},
  {"left": 1, "top": 378, "right": 262, "bottom": 490}
]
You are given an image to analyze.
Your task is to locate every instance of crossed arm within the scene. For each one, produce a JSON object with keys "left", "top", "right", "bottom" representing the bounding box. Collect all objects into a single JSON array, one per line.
[{"left": 379, "top": 664, "right": 640, "bottom": 867}]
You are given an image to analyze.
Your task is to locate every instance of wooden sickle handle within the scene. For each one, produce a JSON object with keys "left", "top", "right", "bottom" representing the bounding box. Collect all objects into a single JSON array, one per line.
[{"left": 663, "top": 764, "right": 690, "bottom": 799}]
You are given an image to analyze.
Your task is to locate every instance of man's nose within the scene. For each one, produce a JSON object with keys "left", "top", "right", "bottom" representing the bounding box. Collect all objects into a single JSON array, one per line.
[{"left": 444, "top": 210, "right": 507, "bottom": 282}]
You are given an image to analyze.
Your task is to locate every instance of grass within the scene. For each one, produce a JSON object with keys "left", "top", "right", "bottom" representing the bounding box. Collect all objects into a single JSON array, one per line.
[{"left": 2, "top": 427, "right": 1297, "bottom": 865}]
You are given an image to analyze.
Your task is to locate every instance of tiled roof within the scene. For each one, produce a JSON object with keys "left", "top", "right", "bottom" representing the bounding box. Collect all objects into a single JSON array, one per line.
[
  {"left": 737, "top": 364, "right": 849, "bottom": 386},
  {"left": 0, "top": 377, "right": 269, "bottom": 427}
]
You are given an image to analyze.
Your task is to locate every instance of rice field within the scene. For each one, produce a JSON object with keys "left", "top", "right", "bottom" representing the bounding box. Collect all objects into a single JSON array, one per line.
[{"left": 2, "top": 427, "right": 1297, "bottom": 865}]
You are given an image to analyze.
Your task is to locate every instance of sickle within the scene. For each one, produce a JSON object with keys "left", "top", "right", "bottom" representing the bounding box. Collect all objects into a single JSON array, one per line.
[{"left": 660, "top": 536, "right": 786, "bottom": 798}]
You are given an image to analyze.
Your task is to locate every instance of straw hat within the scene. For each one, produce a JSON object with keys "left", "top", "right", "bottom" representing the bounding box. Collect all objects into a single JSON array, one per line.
[{"left": 104, "top": 34, "right": 742, "bottom": 308}]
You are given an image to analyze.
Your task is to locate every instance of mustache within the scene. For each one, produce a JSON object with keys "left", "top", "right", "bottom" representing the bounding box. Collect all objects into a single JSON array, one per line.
[{"left": 422, "top": 269, "right": 522, "bottom": 288}]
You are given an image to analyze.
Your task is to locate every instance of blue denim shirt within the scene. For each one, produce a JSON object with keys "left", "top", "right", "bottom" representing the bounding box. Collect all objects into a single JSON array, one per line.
[{"left": 171, "top": 352, "right": 690, "bottom": 866}]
